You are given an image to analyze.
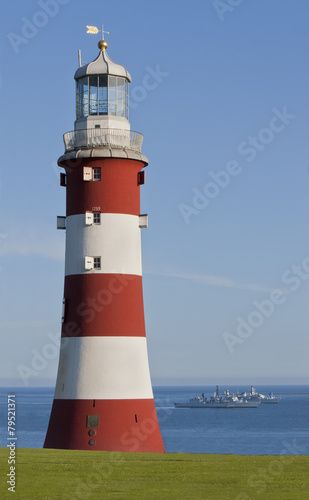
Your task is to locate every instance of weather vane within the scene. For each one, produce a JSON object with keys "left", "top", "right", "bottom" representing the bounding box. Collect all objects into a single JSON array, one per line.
[{"left": 86, "top": 24, "right": 110, "bottom": 40}]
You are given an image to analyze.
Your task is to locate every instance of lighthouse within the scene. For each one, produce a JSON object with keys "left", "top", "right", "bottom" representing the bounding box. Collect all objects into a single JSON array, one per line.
[{"left": 44, "top": 35, "right": 165, "bottom": 453}]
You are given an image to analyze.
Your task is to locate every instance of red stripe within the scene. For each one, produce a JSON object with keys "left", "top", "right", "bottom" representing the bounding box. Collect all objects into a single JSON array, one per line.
[
  {"left": 62, "top": 158, "right": 146, "bottom": 217},
  {"left": 44, "top": 399, "right": 165, "bottom": 453},
  {"left": 62, "top": 274, "right": 146, "bottom": 338}
]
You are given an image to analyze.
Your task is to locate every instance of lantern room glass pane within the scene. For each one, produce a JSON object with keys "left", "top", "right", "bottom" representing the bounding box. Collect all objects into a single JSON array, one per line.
[
  {"left": 98, "top": 76, "right": 108, "bottom": 115},
  {"left": 109, "top": 76, "right": 117, "bottom": 89},
  {"left": 116, "top": 78, "right": 125, "bottom": 117},
  {"left": 76, "top": 77, "right": 89, "bottom": 119},
  {"left": 117, "top": 78, "right": 125, "bottom": 92},
  {"left": 116, "top": 93, "right": 124, "bottom": 116},
  {"left": 108, "top": 90, "right": 116, "bottom": 115},
  {"left": 108, "top": 76, "right": 117, "bottom": 115},
  {"left": 89, "top": 76, "right": 98, "bottom": 115}
]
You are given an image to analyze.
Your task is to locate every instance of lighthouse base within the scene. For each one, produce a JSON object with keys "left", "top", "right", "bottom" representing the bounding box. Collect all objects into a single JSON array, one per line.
[{"left": 44, "top": 399, "right": 165, "bottom": 453}]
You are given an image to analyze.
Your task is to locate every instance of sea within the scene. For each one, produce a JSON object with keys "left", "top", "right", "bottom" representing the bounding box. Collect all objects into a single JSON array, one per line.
[{"left": 1, "top": 385, "right": 308, "bottom": 455}]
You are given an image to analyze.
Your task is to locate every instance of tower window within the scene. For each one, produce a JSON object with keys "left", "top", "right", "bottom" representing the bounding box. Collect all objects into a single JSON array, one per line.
[
  {"left": 94, "top": 257, "right": 101, "bottom": 270},
  {"left": 93, "top": 168, "right": 101, "bottom": 181},
  {"left": 93, "top": 212, "right": 101, "bottom": 224},
  {"left": 60, "top": 173, "right": 66, "bottom": 187},
  {"left": 85, "top": 256, "right": 101, "bottom": 270},
  {"left": 137, "top": 171, "right": 145, "bottom": 185}
]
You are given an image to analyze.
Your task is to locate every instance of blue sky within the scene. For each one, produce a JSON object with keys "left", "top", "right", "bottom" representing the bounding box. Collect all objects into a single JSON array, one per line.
[{"left": 0, "top": 0, "right": 308, "bottom": 386}]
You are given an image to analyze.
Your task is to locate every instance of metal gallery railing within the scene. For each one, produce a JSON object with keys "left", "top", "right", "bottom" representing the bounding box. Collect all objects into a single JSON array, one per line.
[{"left": 63, "top": 128, "right": 143, "bottom": 153}]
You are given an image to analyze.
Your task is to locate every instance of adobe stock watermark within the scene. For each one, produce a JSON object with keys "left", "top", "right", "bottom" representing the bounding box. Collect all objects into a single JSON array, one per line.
[
  {"left": 223, "top": 256, "right": 309, "bottom": 354},
  {"left": 17, "top": 275, "right": 135, "bottom": 385},
  {"left": 68, "top": 402, "right": 172, "bottom": 500},
  {"left": 179, "top": 106, "right": 296, "bottom": 224},
  {"left": 129, "top": 65, "right": 169, "bottom": 110},
  {"left": 234, "top": 439, "right": 306, "bottom": 499},
  {"left": 213, "top": 0, "right": 246, "bottom": 22},
  {"left": 17, "top": 331, "right": 60, "bottom": 386},
  {"left": 7, "top": 0, "right": 71, "bottom": 54}
]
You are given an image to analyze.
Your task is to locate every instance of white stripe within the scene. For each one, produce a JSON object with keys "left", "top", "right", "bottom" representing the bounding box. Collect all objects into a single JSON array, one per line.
[
  {"left": 54, "top": 337, "right": 154, "bottom": 400},
  {"left": 65, "top": 213, "right": 142, "bottom": 276}
]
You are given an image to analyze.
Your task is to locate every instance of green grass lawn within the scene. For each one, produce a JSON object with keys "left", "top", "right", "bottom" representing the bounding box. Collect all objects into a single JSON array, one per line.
[{"left": 0, "top": 448, "right": 308, "bottom": 500}]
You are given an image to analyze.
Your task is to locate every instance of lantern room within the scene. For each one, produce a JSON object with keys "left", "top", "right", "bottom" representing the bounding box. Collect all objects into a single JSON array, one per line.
[
  {"left": 76, "top": 75, "right": 129, "bottom": 120},
  {"left": 74, "top": 40, "right": 131, "bottom": 132}
]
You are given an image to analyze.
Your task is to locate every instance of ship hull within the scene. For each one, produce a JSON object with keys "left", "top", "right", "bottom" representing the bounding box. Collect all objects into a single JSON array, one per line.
[{"left": 174, "top": 402, "right": 259, "bottom": 409}]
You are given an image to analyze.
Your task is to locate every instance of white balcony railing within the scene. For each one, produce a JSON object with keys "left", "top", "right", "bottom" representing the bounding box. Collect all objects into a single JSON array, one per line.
[{"left": 63, "top": 128, "right": 143, "bottom": 153}]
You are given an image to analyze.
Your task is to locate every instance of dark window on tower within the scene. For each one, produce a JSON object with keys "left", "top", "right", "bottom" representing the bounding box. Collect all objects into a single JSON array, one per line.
[
  {"left": 93, "top": 168, "right": 101, "bottom": 181},
  {"left": 93, "top": 212, "right": 101, "bottom": 224},
  {"left": 138, "top": 171, "right": 145, "bottom": 185},
  {"left": 94, "top": 257, "right": 101, "bottom": 270},
  {"left": 60, "top": 173, "right": 66, "bottom": 187}
]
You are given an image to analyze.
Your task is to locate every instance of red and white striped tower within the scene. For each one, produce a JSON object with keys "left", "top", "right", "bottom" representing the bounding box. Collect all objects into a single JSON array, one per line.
[{"left": 44, "top": 37, "right": 165, "bottom": 453}]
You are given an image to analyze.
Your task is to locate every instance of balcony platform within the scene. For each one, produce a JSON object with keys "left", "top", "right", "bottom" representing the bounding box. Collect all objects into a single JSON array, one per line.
[
  {"left": 63, "top": 128, "right": 144, "bottom": 153},
  {"left": 58, "top": 128, "right": 148, "bottom": 166}
]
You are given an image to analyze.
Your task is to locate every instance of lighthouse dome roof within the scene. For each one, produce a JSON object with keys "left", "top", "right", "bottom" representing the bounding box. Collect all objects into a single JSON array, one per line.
[{"left": 74, "top": 46, "right": 132, "bottom": 82}]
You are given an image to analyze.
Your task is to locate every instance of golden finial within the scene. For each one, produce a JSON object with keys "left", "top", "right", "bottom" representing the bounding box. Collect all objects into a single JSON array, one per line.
[
  {"left": 98, "top": 25, "right": 109, "bottom": 50},
  {"left": 98, "top": 39, "right": 108, "bottom": 51}
]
